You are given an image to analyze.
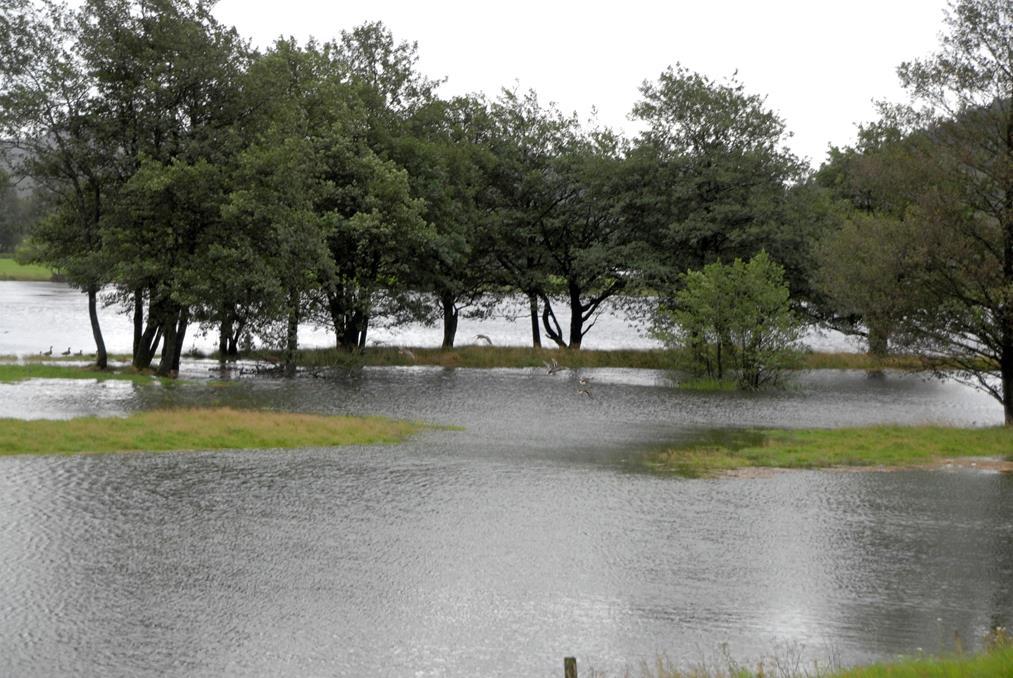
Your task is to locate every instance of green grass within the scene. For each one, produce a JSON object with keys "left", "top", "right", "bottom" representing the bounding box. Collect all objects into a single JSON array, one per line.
[
  {"left": 611, "top": 629, "right": 1013, "bottom": 676},
  {"left": 0, "top": 407, "right": 430, "bottom": 456},
  {"left": 240, "top": 345, "right": 973, "bottom": 373},
  {"left": 246, "top": 345, "right": 682, "bottom": 370},
  {"left": 0, "top": 363, "right": 163, "bottom": 384},
  {"left": 647, "top": 425, "right": 1013, "bottom": 477},
  {"left": 0, "top": 256, "right": 56, "bottom": 282},
  {"left": 833, "top": 646, "right": 1013, "bottom": 677}
]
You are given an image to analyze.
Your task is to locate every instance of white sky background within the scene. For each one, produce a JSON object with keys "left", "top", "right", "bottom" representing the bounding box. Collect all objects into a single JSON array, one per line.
[{"left": 212, "top": 0, "right": 951, "bottom": 168}]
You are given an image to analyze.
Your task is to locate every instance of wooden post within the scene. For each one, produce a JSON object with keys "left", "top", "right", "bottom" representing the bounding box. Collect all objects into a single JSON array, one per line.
[{"left": 564, "top": 656, "right": 577, "bottom": 678}]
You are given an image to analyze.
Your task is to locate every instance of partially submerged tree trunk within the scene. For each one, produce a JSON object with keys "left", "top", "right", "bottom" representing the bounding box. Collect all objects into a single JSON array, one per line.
[
  {"left": 171, "top": 307, "right": 189, "bottom": 372},
  {"left": 87, "top": 285, "right": 107, "bottom": 369},
  {"left": 283, "top": 288, "right": 299, "bottom": 378},
  {"left": 157, "top": 304, "right": 188, "bottom": 377},
  {"left": 440, "top": 291, "right": 459, "bottom": 349}
]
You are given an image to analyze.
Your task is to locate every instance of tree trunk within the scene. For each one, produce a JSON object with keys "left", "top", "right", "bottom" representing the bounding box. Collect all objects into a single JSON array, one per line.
[
  {"left": 227, "top": 319, "right": 243, "bottom": 357},
  {"left": 528, "top": 292, "right": 541, "bottom": 348},
  {"left": 867, "top": 323, "right": 890, "bottom": 357},
  {"left": 87, "top": 286, "right": 107, "bottom": 370},
  {"left": 171, "top": 307, "right": 189, "bottom": 372},
  {"left": 219, "top": 317, "right": 232, "bottom": 361},
  {"left": 132, "top": 289, "right": 143, "bottom": 360},
  {"left": 1003, "top": 355, "right": 1013, "bottom": 426},
  {"left": 358, "top": 315, "right": 369, "bottom": 350},
  {"left": 156, "top": 305, "right": 180, "bottom": 377},
  {"left": 567, "top": 283, "right": 583, "bottom": 350},
  {"left": 441, "top": 292, "right": 458, "bottom": 349},
  {"left": 134, "top": 295, "right": 165, "bottom": 369},
  {"left": 284, "top": 288, "right": 299, "bottom": 377}
]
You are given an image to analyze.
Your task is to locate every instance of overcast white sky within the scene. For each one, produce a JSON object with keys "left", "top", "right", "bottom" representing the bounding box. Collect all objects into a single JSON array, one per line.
[{"left": 212, "top": 0, "right": 951, "bottom": 167}]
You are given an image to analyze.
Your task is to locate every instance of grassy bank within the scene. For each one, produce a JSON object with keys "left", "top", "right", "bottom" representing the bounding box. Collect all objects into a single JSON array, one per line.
[
  {"left": 647, "top": 425, "right": 1013, "bottom": 477},
  {"left": 0, "top": 407, "right": 429, "bottom": 456},
  {"left": 628, "top": 646, "right": 1013, "bottom": 677},
  {"left": 242, "top": 345, "right": 937, "bottom": 371},
  {"left": 0, "top": 256, "right": 56, "bottom": 282},
  {"left": 246, "top": 345, "right": 681, "bottom": 369},
  {"left": 0, "top": 364, "right": 160, "bottom": 384}
]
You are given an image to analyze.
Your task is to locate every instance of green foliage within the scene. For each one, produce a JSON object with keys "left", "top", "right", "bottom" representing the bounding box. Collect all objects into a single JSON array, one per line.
[
  {"left": 655, "top": 252, "right": 805, "bottom": 389},
  {"left": 631, "top": 65, "right": 817, "bottom": 298}
]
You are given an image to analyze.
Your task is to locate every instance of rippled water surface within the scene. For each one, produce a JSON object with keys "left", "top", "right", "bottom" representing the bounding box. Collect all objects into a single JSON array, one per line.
[{"left": 1, "top": 284, "right": 1011, "bottom": 677}]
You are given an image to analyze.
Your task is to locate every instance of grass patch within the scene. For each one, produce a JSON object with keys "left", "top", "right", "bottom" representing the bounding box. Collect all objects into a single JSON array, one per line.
[
  {"left": 240, "top": 345, "right": 971, "bottom": 373},
  {"left": 0, "top": 363, "right": 162, "bottom": 384},
  {"left": 647, "top": 425, "right": 1013, "bottom": 478},
  {"left": 0, "top": 256, "right": 56, "bottom": 282},
  {"left": 245, "top": 345, "right": 682, "bottom": 370},
  {"left": 609, "top": 629, "right": 1013, "bottom": 676},
  {"left": 0, "top": 407, "right": 430, "bottom": 456},
  {"left": 832, "top": 645, "right": 1013, "bottom": 678},
  {"left": 677, "top": 377, "right": 739, "bottom": 392}
]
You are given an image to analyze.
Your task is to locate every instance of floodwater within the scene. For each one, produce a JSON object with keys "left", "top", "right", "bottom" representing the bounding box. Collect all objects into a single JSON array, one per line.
[
  {"left": 0, "top": 283, "right": 1011, "bottom": 678},
  {"left": 0, "top": 281, "right": 861, "bottom": 355}
]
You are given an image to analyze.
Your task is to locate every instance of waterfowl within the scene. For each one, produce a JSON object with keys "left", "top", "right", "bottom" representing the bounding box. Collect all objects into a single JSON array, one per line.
[
  {"left": 544, "top": 358, "right": 564, "bottom": 375},
  {"left": 61, "top": 347, "right": 71, "bottom": 356}
]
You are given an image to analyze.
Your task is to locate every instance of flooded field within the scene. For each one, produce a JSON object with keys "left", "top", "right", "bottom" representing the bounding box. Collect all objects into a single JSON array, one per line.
[{"left": 0, "top": 282, "right": 1009, "bottom": 677}]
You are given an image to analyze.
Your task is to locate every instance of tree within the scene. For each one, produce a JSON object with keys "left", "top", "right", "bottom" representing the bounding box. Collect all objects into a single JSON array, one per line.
[
  {"left": 886, "top": 0, "right": 1013, "bottom": 423},
  {"left": 315, "top": 23, "right": 433, "bottom": 350},
  {"left": 813, "top": 122, "right": 938, "bottom": 354},
  {"left": 630, "top": 65, "right": 815, "bottom": 308},
  {"left": 484, "top": 88, "right": 576, "bottom": 347},
  {"left": 0, "top": 0, "right": 114, "bottom": 367},
  {"left": 532, "top": 127, "right": 650, "bottom": 349},
  {"left": 398, "top": 95, "right": 499, "bottom": 348},
  {"left": 654, "top": 252, "right": 805, "bottom": 389}
]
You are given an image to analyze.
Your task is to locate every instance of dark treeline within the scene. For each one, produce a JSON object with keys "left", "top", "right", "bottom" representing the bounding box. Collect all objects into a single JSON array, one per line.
[{"left": 0, "top": 0, "right": 1010, "bottom": 422}]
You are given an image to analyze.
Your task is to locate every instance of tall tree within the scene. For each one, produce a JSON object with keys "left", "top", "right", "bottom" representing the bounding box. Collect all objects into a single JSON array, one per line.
[
  {"left": 630, "top": 65, "right": 813, "bottom": 306},
  {"left": 887, "top": 0, "right": 1013, "bottom": 422},
  {"left": 0, "top": 0, "right": 113, "bottom": 367},
  {"left": 398, "top": 95, "right": 499, "bottom": 348}
]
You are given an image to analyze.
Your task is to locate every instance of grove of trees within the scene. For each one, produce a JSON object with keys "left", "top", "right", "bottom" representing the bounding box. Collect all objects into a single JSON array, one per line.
[{"left": 1, "top": 0, "right": 1010, "bottom": 422}]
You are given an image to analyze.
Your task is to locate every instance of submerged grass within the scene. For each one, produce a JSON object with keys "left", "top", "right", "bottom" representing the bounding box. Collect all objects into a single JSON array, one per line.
[
  {"left": 0, "top": 257, "right": 56, "bottom": 282},
  {"left": 0, "top": 363, "right": 161, "bottom": 384},
  {"left": 647, "top": 425, "right": 1013, "bottom": 477},
  {"left": 0, "top": 407, "right": 429, "bottom": 456}
]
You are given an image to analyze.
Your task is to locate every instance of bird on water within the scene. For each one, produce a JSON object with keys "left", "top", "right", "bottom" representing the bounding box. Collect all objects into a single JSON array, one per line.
[{"left": 544, "top": 358, "right": 564, "bottom": 375}]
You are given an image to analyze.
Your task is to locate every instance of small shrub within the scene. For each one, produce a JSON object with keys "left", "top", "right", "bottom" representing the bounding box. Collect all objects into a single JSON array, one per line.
[{"left": 654, "top": 252, "right": 806, "bottom": 389}]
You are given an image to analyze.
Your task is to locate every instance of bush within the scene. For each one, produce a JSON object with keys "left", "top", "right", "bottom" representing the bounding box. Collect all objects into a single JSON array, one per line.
[{"left": 654, "top": 252, "right": 805, "bottom": 389}]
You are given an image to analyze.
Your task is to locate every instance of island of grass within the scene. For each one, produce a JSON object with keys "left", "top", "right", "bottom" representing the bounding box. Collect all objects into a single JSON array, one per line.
[
  {"left": 0, "top": 363, "right": 166, "bottom": 384},
  {"left": 242, "top": 345, "right": 936, "bottom": 371},
  {"left": 0, "top": 256, "right": 57, "bottom": 282},
  {"left": 0, "top": 407, "right": 430, "bottom": 456},
  {"left": 646, "top": 425, "right": 1013, "bottom": 477}
]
